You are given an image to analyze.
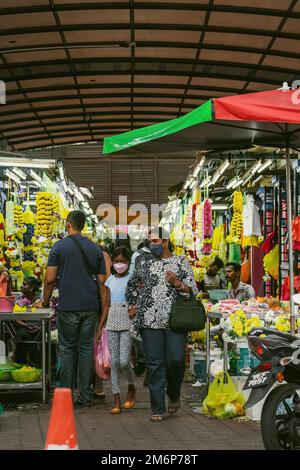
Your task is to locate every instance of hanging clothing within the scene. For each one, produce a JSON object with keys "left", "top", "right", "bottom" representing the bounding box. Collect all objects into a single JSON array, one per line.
[{"left": 243, "top": 194, "right": 262, "bottom": 238}]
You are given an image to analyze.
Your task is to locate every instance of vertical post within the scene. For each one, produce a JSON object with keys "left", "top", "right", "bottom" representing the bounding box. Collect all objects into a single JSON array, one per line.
[
  {"left": 285, "top": 144, "right": 296, "bottom": 334},
  {"left": 205, "top": 315, "right": 210, "bottom": 385},
  {"left": 47, "top": 318, "right": 52, "bottom": 393},
  {"left": 42, "top": 319, "right": 46, "bottom": 403}
]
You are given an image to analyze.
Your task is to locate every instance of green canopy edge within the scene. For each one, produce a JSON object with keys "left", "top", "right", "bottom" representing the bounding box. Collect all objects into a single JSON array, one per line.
[{"left": 103, "top": 99, "right": 213, "bottom": 154}]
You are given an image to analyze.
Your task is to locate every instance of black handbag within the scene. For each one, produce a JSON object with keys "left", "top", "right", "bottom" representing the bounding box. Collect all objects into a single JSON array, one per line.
[{"left": 169, "top": 290, "right": 206, "bottom": 334}]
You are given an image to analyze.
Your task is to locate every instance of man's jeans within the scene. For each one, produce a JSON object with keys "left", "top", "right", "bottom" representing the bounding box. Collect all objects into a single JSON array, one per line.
[
  {"left": 141, "top": 328, "right": 186, "bottom": 415},
  {"left": 57, "top": 310, "right": 98, "bottom": 403}
]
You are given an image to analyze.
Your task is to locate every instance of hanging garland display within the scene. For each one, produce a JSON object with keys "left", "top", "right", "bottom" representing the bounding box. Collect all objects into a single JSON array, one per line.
[
  {"left": 22, "top": 208, "right": 36, "bottom": 277},
  {"left": 5, "top": 201, "right": 15, "bottom": 237},
  {"left": 0, "top": 213, "right": 6, "bottom": 266},
  {"left": 36, "top": 192, "right": 54, "bottom": 238},
  {"left": 201, "top": 199, "right": 213, "bottom": 255}
]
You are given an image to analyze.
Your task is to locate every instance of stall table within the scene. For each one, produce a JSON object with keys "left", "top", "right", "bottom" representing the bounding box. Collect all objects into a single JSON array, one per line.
[
  {"left": 0, "top": 310, "right": 51, "bottom": 403},
  {"left": 205, "top": 310, "right": 300, "bottom": 386}
]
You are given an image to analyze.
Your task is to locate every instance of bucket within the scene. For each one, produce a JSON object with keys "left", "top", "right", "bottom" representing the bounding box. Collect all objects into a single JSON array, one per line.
[
  {"left": 193, "top": 348, "right": 222, "bottom": 382},
  {"left": 0, "top": 296, "right": 15, "bottom": 313},
  {"left": 235, "top": 339, "right": 249, "bottom": 375}
]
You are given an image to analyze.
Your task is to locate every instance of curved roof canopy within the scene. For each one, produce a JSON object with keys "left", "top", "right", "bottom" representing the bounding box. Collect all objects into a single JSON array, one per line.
[{"left": 1, "top": 0, "right": 300, "bottom": 151}]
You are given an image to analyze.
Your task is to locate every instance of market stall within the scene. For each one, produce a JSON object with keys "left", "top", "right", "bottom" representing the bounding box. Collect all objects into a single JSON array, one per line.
[{"left": 0, "top": 156, "right": 99, "bottom": 400}]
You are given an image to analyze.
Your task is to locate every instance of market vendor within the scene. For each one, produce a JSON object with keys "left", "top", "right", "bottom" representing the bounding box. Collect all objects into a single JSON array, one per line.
[
  {"left": 200, "top": 256, "right": 225, "bottom": 292},
  {"left": 225, "top": 262, "right": 255, "bottom": 302},
  {"left": 14, "top": 276, "right": 42, "bottom": 367}
]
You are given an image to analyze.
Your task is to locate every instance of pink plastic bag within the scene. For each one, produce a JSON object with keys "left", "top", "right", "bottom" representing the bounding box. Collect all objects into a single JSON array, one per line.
[{"left": 94, "top": 328, "right": 111, "bottom": 380}]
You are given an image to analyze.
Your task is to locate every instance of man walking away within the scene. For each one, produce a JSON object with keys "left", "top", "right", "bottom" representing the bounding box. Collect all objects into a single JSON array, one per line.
[{"left": 42, "top": 210, "right": 107, "bottom": 406}]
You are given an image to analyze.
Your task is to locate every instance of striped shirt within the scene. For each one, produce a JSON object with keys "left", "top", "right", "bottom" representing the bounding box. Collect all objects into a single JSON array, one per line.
[{"left": 228, "top": 282, "right": 256, "bottom": 302}]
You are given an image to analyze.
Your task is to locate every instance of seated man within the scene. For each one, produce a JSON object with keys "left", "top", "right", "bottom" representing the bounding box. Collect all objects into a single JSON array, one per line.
[
  {"left": 225, "top": 262, "right": 256, "bottom": 302},
  {"left": 200, "top": 256, "right": 225, "bottom": 293}
]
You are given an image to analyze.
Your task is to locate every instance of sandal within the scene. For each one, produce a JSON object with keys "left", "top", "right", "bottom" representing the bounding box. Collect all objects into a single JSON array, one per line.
[
  {"left": 168, "top": 398, "right": 180, "bottom": 414},
  {"left": 150, "top": 414, "right": 163, "bottom": 422}
]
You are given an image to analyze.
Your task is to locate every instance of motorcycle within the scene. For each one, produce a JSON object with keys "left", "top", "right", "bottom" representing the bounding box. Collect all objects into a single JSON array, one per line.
[{"left": 243, "top": 294, "right": 300, "bottom": 450}]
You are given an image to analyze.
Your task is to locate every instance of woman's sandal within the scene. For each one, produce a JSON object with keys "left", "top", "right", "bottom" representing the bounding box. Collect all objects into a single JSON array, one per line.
[{"left": 150, "top": 414, "right": 163, "bottom": 422}]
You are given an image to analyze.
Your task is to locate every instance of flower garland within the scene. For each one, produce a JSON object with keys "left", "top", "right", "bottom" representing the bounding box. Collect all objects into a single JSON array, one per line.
[
  {"left": 36, "top": 192, "right": 54, "bottom": 238},
  {"left": 226, "top": 191, "right": 243, "bottom": 245},
  {"left": 0, "top": 213, "right": 6, "bottom": 265},
  {"left": 22, "top": 208, "right": 36, "bottom": 277},
  {"left": 201, "top": 199, "right": 212, "bottom": 255},
  {"left": 14, "top": 205, "right": 23, "bottom": 226},
  {"left": 5, "top": 201, "right": 14, "bottom": 237}
]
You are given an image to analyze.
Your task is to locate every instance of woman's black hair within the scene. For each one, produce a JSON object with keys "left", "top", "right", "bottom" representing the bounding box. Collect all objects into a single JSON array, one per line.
[
  {"left": 112, "top": 246, "right": 132, "bottom": 262},
  {"left": 24, "top": 276, "right": 42, "bottom": 293}
]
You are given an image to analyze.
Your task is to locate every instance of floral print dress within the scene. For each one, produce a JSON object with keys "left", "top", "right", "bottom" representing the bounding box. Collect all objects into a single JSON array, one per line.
[{"left": 126, "top": 255, "right": 198, "bottom": 333}]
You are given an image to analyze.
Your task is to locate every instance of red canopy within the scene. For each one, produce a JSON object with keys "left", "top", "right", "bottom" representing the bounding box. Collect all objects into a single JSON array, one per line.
[{"left": 214, "top": 89, "right": 300, "bottom": 124}]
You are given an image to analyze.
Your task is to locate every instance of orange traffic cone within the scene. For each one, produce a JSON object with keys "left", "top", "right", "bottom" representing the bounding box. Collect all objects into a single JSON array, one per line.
[{"left": 45, "top": 388, "right": 78, "bottom": 450}]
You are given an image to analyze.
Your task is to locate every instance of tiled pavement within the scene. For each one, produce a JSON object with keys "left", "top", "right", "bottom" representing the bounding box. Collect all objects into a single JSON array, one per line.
[{"left": 0, "top": 376, "right": 264, "bottom": 450}]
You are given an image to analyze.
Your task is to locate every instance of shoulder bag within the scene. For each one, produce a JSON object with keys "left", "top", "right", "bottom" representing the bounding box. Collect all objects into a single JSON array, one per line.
[{"left": 169, "top": 290, "right": 206, "bottom": 334}]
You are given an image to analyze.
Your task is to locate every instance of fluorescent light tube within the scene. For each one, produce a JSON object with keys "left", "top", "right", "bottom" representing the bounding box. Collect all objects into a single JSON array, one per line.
[
  {"left": 29, "top": 170, "right": 42, "bottom": 182},
  {"left": 12, "top": 167, "right": 26, "bottom": 180},
  {"left": 232, "top": 179, "right": 243, "bottom": 189},
  {"left": 212, "top": 204, "right": 228, "bottom": 210},
  {"left": 4, "top": 169, "right": 21, "bottom": 184},
  {"left": 192, "top": 156, "right": 206, "bottom": 178},
  {"left": 226, "top": 177, "right": 238, "bottom": 190},
  {"left": 200, "top": 176, "right": 211, "bottom": 188},
  {"left": 257, "top": 159, "right": 272, "bottom": 173},
  {"left": 250, "top": 160, "right": 262, "bottom": 175},
  {"left": 0, "top": 157, "right": 56, "bottom": 168}
]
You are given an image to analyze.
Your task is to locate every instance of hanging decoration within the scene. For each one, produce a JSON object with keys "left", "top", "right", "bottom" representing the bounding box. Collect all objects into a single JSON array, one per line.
[
  {"left": 0, "top": 214, "right": 6, "bottom": 266},
  {"left": 36, "top": 192, "right": 54, "bottom": 238},
  {"left": 22, "top": 208, "right": 36, "bottom": 277},
  {"left": 5, "top": 201, "right": 14, "bottom": 237}
]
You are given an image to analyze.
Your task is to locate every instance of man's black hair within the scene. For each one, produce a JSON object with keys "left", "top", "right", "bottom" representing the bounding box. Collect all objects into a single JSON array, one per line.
[
  {"left": 212, "top": 256, "right": 224, "bottom": 270},
  {"left": 226, "top": 262, "right": 241, "bottom": 273},
  {"left": 67, "top": 210, "right": 86, "bottom": 231}
]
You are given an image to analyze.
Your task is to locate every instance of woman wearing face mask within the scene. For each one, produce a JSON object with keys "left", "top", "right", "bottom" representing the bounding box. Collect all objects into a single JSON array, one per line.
[
  {"left": 126, "top": 227, "right": 198, "bottom": 423},
  {"left": 97, "top": 246, "right": 136, "bottom": 414}
]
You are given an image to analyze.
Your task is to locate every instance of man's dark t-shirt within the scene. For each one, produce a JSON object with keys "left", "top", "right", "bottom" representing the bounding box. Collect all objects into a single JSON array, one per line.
[{"left": 47, "top": 234, "right": 106, "bottom": 312}]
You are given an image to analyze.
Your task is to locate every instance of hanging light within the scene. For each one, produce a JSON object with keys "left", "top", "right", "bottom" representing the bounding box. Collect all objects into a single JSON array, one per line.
[
  {"left": 192, "top": 155, "right": 206, "bottom": 178},
  {"left": 257, "top": 159, "right": 273, "bottom": 173},
  {"left": 200, "top": 176, "right": 211, "bottom": 188},
  {"left": 226, "top": 177, "right": 238, "bottom": 189},
  {"left": 12, "top": 167, "right": 26, "bottom": 180},
  {"left": 29, "top": 170, "right": 42, "bottom": 183},
  {"left": 4, "top": 169, "right": 21, "bottom": 184},
  {"left": 211, "top": 160, "right": 230, "bottom": 184}
]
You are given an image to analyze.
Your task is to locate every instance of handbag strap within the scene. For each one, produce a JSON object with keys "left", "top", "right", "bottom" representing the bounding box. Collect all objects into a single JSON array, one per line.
[{"left": 69, "top": 235, "right": 98, "bottom": 286}]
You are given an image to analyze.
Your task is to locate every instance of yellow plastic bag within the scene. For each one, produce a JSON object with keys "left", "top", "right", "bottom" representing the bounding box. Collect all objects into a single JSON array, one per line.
[
  {"left": 263, "top": 244, "right": 279, "bottom": 281},
  {"left": 203, "top": 372, "right": 245, "bottom": 419}
]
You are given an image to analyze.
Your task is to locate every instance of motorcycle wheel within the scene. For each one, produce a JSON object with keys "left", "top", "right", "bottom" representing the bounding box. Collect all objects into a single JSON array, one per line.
[{"left": 261, "top": 383, "right": 300, "bottom": 450}]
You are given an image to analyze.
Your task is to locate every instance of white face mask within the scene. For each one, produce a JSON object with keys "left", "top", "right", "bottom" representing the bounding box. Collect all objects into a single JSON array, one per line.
[{"left": 113, "top": 262, "right": 128, "bottom": 274}]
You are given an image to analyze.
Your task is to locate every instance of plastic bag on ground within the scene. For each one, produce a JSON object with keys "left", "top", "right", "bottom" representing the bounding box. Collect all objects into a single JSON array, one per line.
[
  {"left": 203, "top": 372, "right": 245, "bottom": 419},
  {"left": 94, "top": 328, "right": 111, "bottom": 380}
]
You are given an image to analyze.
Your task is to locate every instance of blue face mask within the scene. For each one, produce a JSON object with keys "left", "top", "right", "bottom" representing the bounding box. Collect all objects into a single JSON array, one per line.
[{"left": 149, "top": 244, "right": 163, "bottom": 258}]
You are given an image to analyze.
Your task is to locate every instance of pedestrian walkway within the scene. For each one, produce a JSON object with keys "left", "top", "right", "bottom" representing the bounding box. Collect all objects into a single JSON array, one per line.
[{"left": 0, "top": 377, "right": 263, "bottom": 450}]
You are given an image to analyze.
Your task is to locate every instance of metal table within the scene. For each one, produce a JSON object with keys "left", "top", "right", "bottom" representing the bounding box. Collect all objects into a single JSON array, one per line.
[{"left": 0, "top": 310, "right": 52, "bottom": 403}]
